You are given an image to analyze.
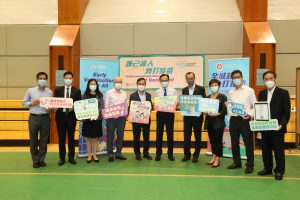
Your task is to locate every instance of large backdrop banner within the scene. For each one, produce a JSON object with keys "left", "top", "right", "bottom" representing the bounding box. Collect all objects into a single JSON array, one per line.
[
  {"left": 119, "top": 55, "right": 205, "bottom": 89},
  {"left": 208, "top": 57, "right": 250, "bottom": 159},
  {"left": 78, "top": 58, "right": 119, "bottom": 157}
]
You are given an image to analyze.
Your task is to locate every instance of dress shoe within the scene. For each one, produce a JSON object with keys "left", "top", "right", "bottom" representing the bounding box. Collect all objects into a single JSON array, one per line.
[
  {"left": 227, "top": 163, "right": 242, "bottom": 169},
  {"left": 116, "top": 155, "right": 127, "bottom": 160},
  {"left": 245, "top": 167, "right": 254, "bottom": 174},
  {"left": 168, "top": 155, "right": 175, "bottom": 161},
  {"left": 93, "top": 156, "right": 99, "bottom": 163},
  {"left": 275, "top": 173, "right": 283, "bottom": 180},
  {"left": 155, "top": 155, "right": 161, "bottom": 161},
  {"left": 143, "top": 154, "right": 153, "bottom": 160},
  {"left": 68, "top": 158, "right": 77, "bottom": 164},
  {"left": 58, "top": 160, "right": 65, "bottom": 166},
  {"left": 181, "top": 156, "right": 191, "bottom": 162},
  {"left": 258, "top": 169, "right": 272, "bottom": 176},
  {"left": 108, "top": 156, "right": 114, "bottom": 162},
  {"left": 192, "top": 157, "right": 198, "bottom": 163},
  {"left": 33, "top": 163, "right": 40, "bottom": 168},
  {"left": 39, "top": 161, "right": 47, "bottom": 167},
  {"left": 86, "top": 158, "right": 92, "bottom": 163},
  {"left": 136, "top": 154, "right": 142, "bottom": 161}
]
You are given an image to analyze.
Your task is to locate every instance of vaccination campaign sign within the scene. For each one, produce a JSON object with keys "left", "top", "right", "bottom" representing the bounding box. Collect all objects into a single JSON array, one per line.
[
  {"left": 119, "top": 55, "right": 204, "bottom": 89},
  {"left": 74, "top": 98, "right": 99, "bottom": 120},
  {"left": 78, "top": 58, "right": 119, "bottom": 157},
  {"left": 40, "top": 97, "right": 73, "bottom": 108},
  {"left": 154, "top": 96, "right": 178, "bottom": 113},
  {"left": 179, "top": 95, "right": 202, "bottom": 117},
  {"left": 207, "top": 58, "right": 250, "bottom": 159},
  {"left": 128, "top": 101, "right": 152, "bottom": 124},
  {"left": 102, "top": 103, "right": 128, "bottom": 119}
]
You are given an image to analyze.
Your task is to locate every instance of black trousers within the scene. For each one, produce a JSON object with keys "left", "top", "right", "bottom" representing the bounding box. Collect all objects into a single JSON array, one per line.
[
  {"left": 156, "top": 112, "right": 174, "bottom": 156},
  {"left": 229, "top": 116, "right": 254, "bottom": 167},
  {"left": 28, "top": 114, "right": 50, "bottom": 164},
  {"left": 56, "top": 113, "right": 76, "bottom": 160},
  {"left": 207, "top": 123, "right": 224, "bottom": 157},
  {"left": 261, "top": 131, "right": 285, "bottom": 174},
  {"left": 132, "top": 123, "right": 150, "bottom": 156},
  {"left": 183, "top": 116, "right": 203, "bottom": 158}
]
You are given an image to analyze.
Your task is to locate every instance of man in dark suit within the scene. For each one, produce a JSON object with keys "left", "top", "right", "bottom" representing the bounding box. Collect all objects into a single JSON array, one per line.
[
  {"left": 54, "top": 71, "right": 81, "bottom": 166},
  {"left": 129, "top": 78, "right": 153, "bottom": 161},
  {"left": 181, "top": 72, "right": 206, "bottom": 163},
  {"left": 258, "top": 71, "right": 291, "bottom": 180}
]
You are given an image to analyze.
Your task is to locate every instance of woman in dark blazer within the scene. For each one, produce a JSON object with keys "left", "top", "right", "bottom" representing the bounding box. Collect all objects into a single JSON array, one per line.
[
  {"left": 82, "top": 79, "right": 104, "bottom": 163},
  {"left": 205, "top": 79, "right": 227, "bottom": 168}
]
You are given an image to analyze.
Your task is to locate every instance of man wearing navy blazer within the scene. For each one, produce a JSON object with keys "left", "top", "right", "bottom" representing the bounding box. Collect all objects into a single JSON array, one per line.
[
  {"left": 258, "top": 71, "right": 291, "bottom": 180},
  {"left": 129, "top": 78, "right": 153, "bottom": 160},
  {"left": 181, "top": 72, "right": 206, "bottom": 163},
  {"left": 54, "top": 71, "right": 81, "bottom": 166}
]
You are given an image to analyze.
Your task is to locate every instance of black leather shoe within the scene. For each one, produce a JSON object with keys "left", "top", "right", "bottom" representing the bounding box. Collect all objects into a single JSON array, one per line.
[
  {"left": 116, "top": 155, "right": 127, "bottom": 160},
  {"left": 93, "top": 156, "right": 99, "bottom": 163},
  {"left": 181, "top": 156, "right": 191, "bottom": 162},
  {"left": 86, "top": 158, "right": 92, "bottom": 163},
  {"left": 136, "top": 154, "right": 142, "bottom": 161},
  {"left": 155, "top": 155, "right": 161, "bottom": 161},
  {"left": 143, "top": 154, "right": 153, "bottom": 160},
  {"left": 168, "top": 155, "right": 175, "bottom": 161},
  {"left": 245, "top": 167, "right": 254, "bottom": 174},
  {"left": 33, "top": 163, "right": 40, "bottom": 168},
  {"left": 258, "top": 169, "right": 272, "bottom": 176},
  {"left": 39, "top": 161, "right": 47, "bottom": 167},
  {"left": 275, "top": 173, "right": 283, "bottom": 180},
  {"left": 68, "top": 158, "right": 77, "bottom": 164},
  {"left": 108, "top": 156, "right": 114, "bottom": 162},
  {"left": 192, "top": 157, "right": 199, "bottom": 163},
  {"left": 227, "top": 163, "right": 242, "bottom": 169},
  {"left": 58, "top": 160, "right": 65, "bottom": 166}
]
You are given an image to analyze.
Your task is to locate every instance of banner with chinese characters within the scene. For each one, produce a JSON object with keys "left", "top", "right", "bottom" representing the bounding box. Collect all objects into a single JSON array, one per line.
[
  {"left": 250, "top": 119, "right": 279, "bottom": 131},
  {"left": 208, "top": 58, "right": 250, "bottom": 96},
  {"left": 78, "top": 58, "right": 119, "bottom": 157},
  {"left": 198, "top": 98, "right": 219, "bottom": 114},
  {"left": 154, "top": 96, "right": 177, "bottom": 113},
  {"left": 227, "top": 101, "right": 247, "bottom": 116},
  {"left": 74, "top": 98, "right": 99, "bottom": 120},
  {"left": 40, "top": 97, "right": 73, "bottom": 108},
  {"left": 128, "top": 101, "right": 152, "bottom": 124},
  {"left": 179, "top": 95, "right": 202, "bottom": 116},
  {"left": 102, "top": 103, "right": 128, "bottom": 119},
  {"left": 119, "top": 55, "right": 204, "bottom": 89}
]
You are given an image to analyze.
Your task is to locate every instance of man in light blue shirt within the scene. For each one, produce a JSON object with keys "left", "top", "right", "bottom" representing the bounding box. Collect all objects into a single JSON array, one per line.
[{"left": 23, "top": 72, "right": 53, "bottom": 168}]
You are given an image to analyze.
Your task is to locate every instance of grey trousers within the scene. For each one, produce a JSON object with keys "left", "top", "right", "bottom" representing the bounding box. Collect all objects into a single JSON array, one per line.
[
  {"left": 106, "top": 117, "right": 126, "bottom": 157},
  {"left": 28, "top": 114, "right": 50, "bottom": 163}
]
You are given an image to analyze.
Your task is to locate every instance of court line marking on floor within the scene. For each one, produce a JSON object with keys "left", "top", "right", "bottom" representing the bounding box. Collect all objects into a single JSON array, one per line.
[{"left": 0, "top": 172, "right": 299, "bottom": 180}]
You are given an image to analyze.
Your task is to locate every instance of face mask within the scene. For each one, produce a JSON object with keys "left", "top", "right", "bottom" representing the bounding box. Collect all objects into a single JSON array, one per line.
[
  {"left": 115, "top": 83, "right": 122, "bottom": 90},
  {"left": 38, "top": 80, "right": 47, "bottom": 87},
  {"left": 161, "top": 81, "right": 169, "bottom": 88},
  {"left": 187, "top": 80, "right": 194, "bottom": 85},
  {"left": 64, "top": 78, "right": 73, "bottom": 86},
  {"left": 265, "top": 80, "right": 275, "bottom": 89},
  {"left": 89, "top": 85, "right": 97, "bottom": 91},
  {"left": 210, "top": 86, "right": 219, "bottom": 93},
  {"left": 232, "top": 78, "right": 241, "bottom": 86},
  {"left": 137, "top": 85, "right": 145, "bottom": 92}
]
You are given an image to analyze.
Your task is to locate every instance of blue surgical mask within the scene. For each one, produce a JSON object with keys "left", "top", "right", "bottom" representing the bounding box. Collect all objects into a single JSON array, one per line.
[
  {"left": 232, "top": 78, "right": 242, "bottom": 86},
  {"left": 38, "top": 79, "right": 47, "bottom": 87},
  {"left": 89, "top": 85, "right": 97, "bottom": 91},
  {"left": 210, "top": 86, "right": 219, "bottom": 93},
  {"left": 64, "top": 78, "right": 73, "bottom": 86},
  {"left": 161, "top": 81, "right": 169, "bottom": 88}
]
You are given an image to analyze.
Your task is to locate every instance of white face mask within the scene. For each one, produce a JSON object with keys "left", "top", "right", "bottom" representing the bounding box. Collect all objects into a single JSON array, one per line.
[
  {"left": 137, "top": 85, "right": 145, "bottom": 92},
  {"left": 161, "top": 81, "right": 169, "bottom": 88},
  {"left": 115, "top": 83, "right": 122, "bottom": 90},
  {"left": 232, "top": 78, "right": 242, "bottom": 86},
  {"left": 64, "top": 78, "right": 73, "bottom": 86},
  {"left": 265, "top": 80, "right": 275, "bottom": 89},
  {"left": 210, "top": 86, "right": 219, "bottom": 94}
]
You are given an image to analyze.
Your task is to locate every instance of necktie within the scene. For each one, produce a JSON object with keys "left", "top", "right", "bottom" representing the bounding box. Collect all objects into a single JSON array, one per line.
[
  {"left": 164, "top": 89, "right": 167, "bottom": 96},
  {"left": 65, "top": 87, "right": 70, "bottom": 115}
]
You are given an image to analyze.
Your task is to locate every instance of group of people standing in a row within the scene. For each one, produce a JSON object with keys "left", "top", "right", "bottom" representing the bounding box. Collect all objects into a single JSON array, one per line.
[{"left": 23, "top": 69, "right": 290, "bottom": 180}]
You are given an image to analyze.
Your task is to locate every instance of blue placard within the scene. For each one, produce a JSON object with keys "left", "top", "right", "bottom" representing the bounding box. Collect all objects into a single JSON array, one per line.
[
  {"left": 179, "top": 95, "right": 202, "bottom": 116},
  {"left": 198, "top": 98, "right": 220, "bottom": 114}
]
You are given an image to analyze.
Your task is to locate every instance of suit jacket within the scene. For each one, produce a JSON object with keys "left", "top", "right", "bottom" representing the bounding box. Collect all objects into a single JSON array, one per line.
[
  {"left": 54, "top": 86, "right": 82, "bottom": 120},
  {"left": 205, "top": 93, "right": 227, "bottom": 130},
  {"left": 258, "top": 86, "right": 291, "bottom": 133},
  {"left": 182, "top": 84, "right": 206, "bottom": 118},
  {"left": 129, "top": 91, "right": 152, "bottom": 125}
]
